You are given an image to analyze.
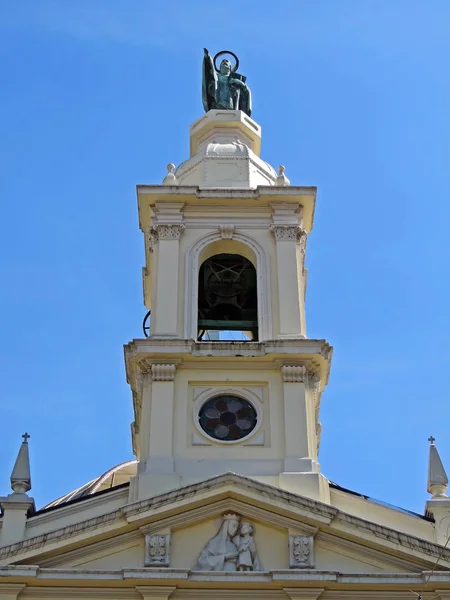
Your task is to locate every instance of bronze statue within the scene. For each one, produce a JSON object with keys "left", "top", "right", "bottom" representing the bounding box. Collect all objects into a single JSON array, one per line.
[{"left": 202, "top": 49, "right": 252, "bottom": 117}]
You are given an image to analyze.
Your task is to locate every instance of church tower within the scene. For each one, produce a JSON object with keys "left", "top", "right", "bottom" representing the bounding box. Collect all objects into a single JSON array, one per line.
[
  {"left": 3, "top": 49, "right": 450, "bottom": 598},
  {"left": 125, "top": 50, "right": 333, "bottom": 504}
]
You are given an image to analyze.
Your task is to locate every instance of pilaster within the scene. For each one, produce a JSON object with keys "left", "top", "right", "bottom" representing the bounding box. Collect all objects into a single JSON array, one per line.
[
  {"left": 148, "top": 202, "right": 185, "bottom": 337},
  {"left": 279, "top": 364, "right": 329, "bottom": 503},
  {"left": 270, "top": 202, "right": 307, "bottom": 338},
  {"left": 147, "top": 364, "right": 177, "bottom": 472}
]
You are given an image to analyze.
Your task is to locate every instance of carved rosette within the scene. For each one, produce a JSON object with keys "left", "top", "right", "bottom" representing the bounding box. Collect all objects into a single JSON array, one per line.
[
  {"left": 148, "top": 223, "right": 185, "bottom": 251},
  {"left": 151, "top": 364, "right": 177, "bottom": 382},
  {"left": 289, "top": 535, "right": 314, "bottom": 568},
  {"left": 270, "top": 225, "right": 307, "bottom": 251},
  {"left": 144, "top": 533, "right": 171, "bottom": 567},
  {"left": 281, "top": 365, "right": 307, "bottom": 383}
]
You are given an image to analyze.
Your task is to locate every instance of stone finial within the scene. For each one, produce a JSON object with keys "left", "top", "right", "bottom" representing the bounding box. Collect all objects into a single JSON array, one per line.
[
  {"left": 10, "top": 433, "right": 32, "bottom": 494},
  {"left": 162, "top": 163, "right": 178, "bottom": 185},
  {"left": 276, "top": 165, "right": 290, "bottom": 186},
  {"left": 427, "top": 436, "right": 448, "bottom": 497}
]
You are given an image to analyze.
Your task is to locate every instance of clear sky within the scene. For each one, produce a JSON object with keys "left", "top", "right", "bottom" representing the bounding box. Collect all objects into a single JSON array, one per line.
[{"left": 1, "top": 0, "right": 450, "bottom": 513}]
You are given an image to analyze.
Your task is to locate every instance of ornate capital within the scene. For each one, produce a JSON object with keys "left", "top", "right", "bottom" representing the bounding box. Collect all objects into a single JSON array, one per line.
[
  {"left": 151, "top": 364, "right": 177, "bottom": 382},
  {"left": 289, "top": 534, "right": 315, "bottom": 568},
  {"left": 270, "top": 225, "right": 307, "bottom": 251},
  {"left": 281, "top": 365, "right": 307, "bottom": 383},
  {"left": 148, "top": 224, "right": 185, "bottom": 250},
  {"left": 218, "top": 224, "right": 235, "bottom": 239},
  {"left": 144, "top": 533, "right": 171, "bottom": 567}
]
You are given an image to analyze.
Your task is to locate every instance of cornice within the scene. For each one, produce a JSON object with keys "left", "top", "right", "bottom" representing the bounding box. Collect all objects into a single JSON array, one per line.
[
  {"left": 1, "top": 567, "right": 450, "bottom": 587},
  {"left": 28, "top": 486, "right": 128, "bottom": 529},
  {"left": 136, "top": 185, "right": 316, "bottom": 198},
  {"left": 1, "top": 472, "right": 448, "bottom": 569}
]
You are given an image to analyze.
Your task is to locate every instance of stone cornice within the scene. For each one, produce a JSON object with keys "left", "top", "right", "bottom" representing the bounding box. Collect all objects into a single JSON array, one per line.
[
  {"left": 2, "top": 566, "right": 450, "bottom": 587},
  {"left": 0, "top": 473, "right": 448, "bottom": 568}
]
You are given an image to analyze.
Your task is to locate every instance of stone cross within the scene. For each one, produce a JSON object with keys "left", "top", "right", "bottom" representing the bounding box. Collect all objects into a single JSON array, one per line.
[
  {"left": 428, "top": 436, "right": 436, "bottom": 445},
  {"left": 22, "top": 432, "right": 30, "bottom": 442}
]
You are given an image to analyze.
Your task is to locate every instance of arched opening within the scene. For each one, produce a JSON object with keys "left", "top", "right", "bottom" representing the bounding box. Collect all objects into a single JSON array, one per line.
[{"left": 197, "top": 253, "right": 258, "bottom": 341}]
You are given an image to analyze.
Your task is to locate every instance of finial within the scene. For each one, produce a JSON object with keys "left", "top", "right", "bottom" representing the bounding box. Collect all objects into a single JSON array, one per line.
[
  {"left": 10, "top": 433, "right": 32, "bottom": 494},
  {"left": 162, "top": 163, "right": 178, "bottom": 186},
  {"left": 427, "top": 436, "right": 448, "bottom": 498},
  {"left": 276, "top": 165, "right": 290, "bottom": 186}
]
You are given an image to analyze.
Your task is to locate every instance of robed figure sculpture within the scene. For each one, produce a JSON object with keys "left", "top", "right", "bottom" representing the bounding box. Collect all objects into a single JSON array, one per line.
[{"left": 202, "top": 48, "right": 252, "bottom": 117}]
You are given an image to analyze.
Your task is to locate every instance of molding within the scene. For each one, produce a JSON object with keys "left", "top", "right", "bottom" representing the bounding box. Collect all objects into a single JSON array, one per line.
[
  {"left": 37, "top": 530, "right": 142, "bottom": 568},
  {"left": 284, "top": 589, "right": 324, "bottom": 600},
  {"left": 192, "top": 386, "right": 263, "bottom": 446},
  {"left": 183, "top": 230, "right": 273, "bottom": 340},
  {"left": 132, "top": 497, "right": 317, "bottom": 538},
  {"left": 0, "top": 473, "right": 446, "bottom": 569},
  {"left": 151, "top": 364, "right": 177, "bottom": 382},
  {"left": 175, "top": 592, "right": 285, "bottom": 600},
  {"left": 281, "top": 365, "right": 307, "bottom": 383},
  {"left": 136, "top": 587, "right": 176, "bottom": 600},
  {"left": 316, "top": 530, "right": 425, "bottom": 572},
  {"left": 0, "top": 584, "right": 26, "bottom": 600},
  {"left": 13, "top": 588, "right": 138, "bottom": 599},
  {"left": 218, "top": 224, "right": 235, "bottom": 239}
]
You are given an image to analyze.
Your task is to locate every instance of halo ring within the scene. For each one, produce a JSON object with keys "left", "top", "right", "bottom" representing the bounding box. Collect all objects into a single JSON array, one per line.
[{"left": 214, "top": 50, "right": 239, "bottom": 73}]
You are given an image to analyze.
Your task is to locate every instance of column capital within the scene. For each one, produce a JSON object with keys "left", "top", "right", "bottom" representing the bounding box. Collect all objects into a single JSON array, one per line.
[
  {"left": 148, "top": 223, "right": 185, "bottom": 250},
  {"left": 270, "top": 224, "right": 307, "bottom": 248},
  {"left": 151, "top": 364, "right": 177, "bottom": 382}
]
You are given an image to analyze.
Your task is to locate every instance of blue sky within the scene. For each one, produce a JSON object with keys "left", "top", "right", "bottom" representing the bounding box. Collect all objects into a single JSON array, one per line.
[{"left": 1, "top": 0, "right": 450, "bottom": 513}]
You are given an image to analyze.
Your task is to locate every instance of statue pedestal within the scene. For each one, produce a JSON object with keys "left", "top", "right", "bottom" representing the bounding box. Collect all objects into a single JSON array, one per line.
[
  {"left": 173, "top": 110, "right": 276, "bottom": 189},
  {"left": 190, "top": 110, "right": 261, "bottom": 157}
]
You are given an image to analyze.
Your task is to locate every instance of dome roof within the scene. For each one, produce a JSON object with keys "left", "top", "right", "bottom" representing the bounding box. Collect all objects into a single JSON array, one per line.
[{"left": 42, "top": 459, "right": 137, "bottom": 510}]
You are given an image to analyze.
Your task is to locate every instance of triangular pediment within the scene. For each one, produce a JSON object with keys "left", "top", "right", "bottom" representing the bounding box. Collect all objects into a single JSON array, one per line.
[{"left": 3, "top": 473, "right": 450, "bottom": 579}]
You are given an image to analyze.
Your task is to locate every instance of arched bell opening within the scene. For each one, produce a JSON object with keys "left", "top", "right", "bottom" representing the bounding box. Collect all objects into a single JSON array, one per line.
[{"left": 197, "top": 253, "right": 258, "bottom": 341}]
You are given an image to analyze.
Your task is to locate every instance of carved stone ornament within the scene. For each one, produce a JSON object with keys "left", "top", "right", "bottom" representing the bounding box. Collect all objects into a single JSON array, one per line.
[
  {"left": 270, "top": 225, "right": 307, "bottom": 250},
  {"left": 148, "top": 224, "right": 185, "bottom": 251},
  {"left": 289, "top": 535, "right": 314, "bottom": 568},
  {"left": 218, "top": 224, "right": 235, "bottom": 239},
  {"left": 151, "top": 364, "right": 177, "bottom": 382},
  {"left": 308, "top": 373, "right": 321, "bottom": 404},
  {"left": 144, "top": 533, "right": 171, "bottom": 567},
  {"left": 148, "top": 227, "right": 159, "bottom": 253},
  {"left": 193, "top": 513, "right": 264, "bottom": 572},
  {"left": 281, "top": 365, "right": 307, "bottom": 383}
]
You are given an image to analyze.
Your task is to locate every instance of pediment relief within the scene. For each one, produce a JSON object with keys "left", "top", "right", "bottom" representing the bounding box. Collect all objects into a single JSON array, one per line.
[
  {"left": 34, "top": 502, "right": 428, "bottom": 575},
  {"left": 5, "top": 474, "right": 449, "bottom": 574}
]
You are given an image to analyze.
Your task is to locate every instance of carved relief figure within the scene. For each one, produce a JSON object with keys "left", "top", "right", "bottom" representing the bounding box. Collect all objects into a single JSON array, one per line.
[
  {"left": 193, "top": 513, "right": 263, "bottom": 571},
  {"left": 236, "top": 521, "right": 263, "bottom": 571}
]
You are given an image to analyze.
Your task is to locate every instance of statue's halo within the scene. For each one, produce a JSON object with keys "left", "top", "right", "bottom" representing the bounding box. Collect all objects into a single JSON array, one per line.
[{"left": 214, "top": 50, "right": 239, "bottom": 73}]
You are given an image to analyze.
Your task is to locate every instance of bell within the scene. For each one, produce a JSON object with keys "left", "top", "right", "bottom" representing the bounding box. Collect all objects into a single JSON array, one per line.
[{"left": 197, "top": 253, "right": 258, "bottom": 340}]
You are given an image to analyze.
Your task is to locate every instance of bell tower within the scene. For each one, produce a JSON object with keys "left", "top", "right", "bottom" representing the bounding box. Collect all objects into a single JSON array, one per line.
[{"left": 125, "top": 50, "right": 332, "bottom": 504}]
